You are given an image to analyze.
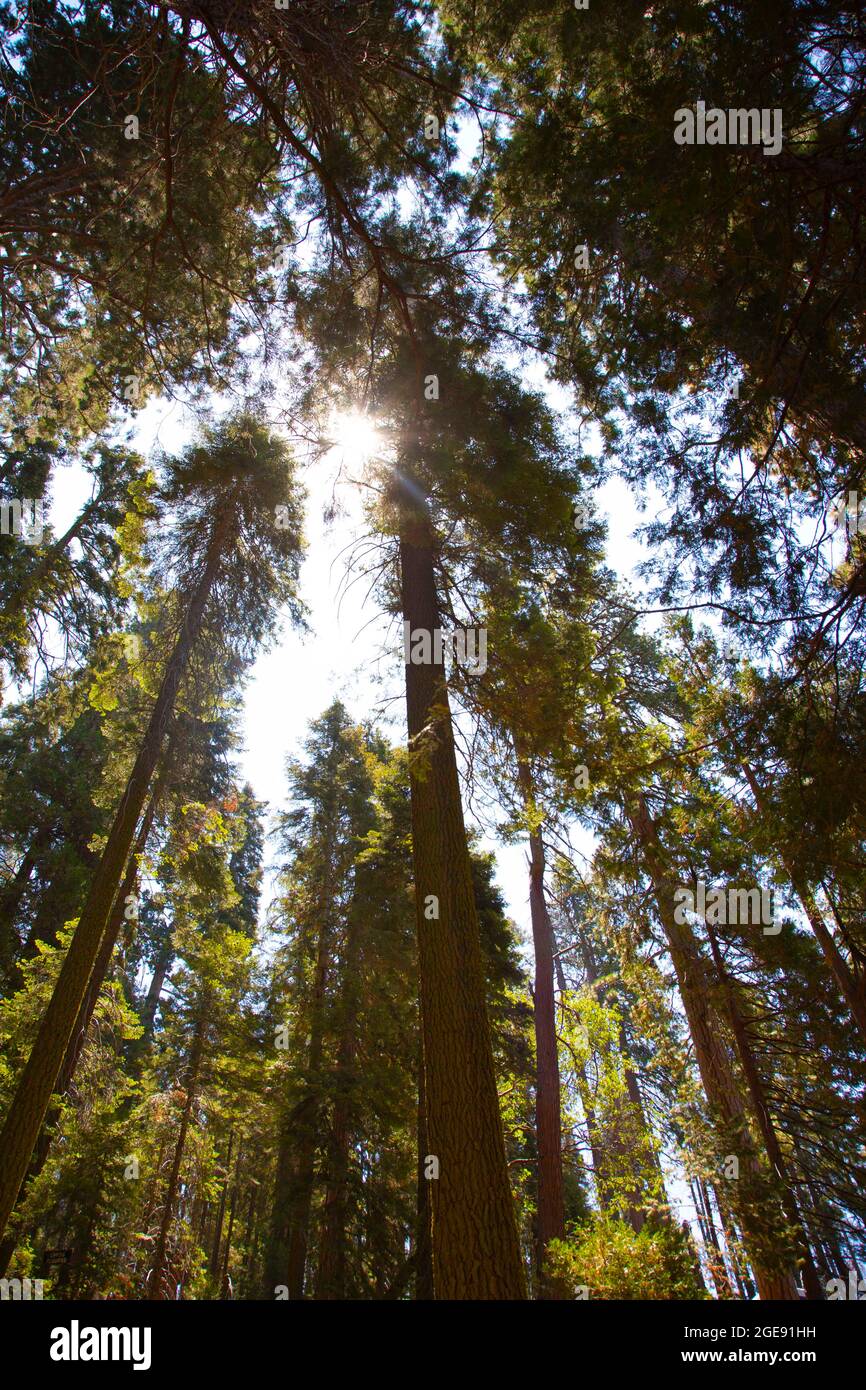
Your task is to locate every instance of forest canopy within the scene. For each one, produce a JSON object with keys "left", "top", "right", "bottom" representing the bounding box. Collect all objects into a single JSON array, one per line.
[{"left": 0, "top": 0, "right": 864, "bottom": 1315}]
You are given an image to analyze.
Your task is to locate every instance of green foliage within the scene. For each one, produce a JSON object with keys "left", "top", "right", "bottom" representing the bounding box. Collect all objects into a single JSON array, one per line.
[{"left": 547, "top": 1214, "right": 709, "bottom": 1301}]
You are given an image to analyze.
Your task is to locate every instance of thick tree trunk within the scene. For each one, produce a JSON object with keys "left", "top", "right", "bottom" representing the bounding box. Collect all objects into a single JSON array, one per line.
[
  {"left": 628, "top": 794, "right": 799, "bottom": 1299},
  {"left": 514, "top": 754, "right": 566, "bottom": 1292},
  {"left": 0, "top": 513, "right": 231, "bottom": 1241},
  {"left": 398, "top": 495, "right": 525, "bottom": 1300}
]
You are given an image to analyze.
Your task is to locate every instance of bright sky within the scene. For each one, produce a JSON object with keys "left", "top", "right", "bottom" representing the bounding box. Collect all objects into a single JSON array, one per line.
[{"left": 45, "top": 382, "right": 650, "bottom": 924}]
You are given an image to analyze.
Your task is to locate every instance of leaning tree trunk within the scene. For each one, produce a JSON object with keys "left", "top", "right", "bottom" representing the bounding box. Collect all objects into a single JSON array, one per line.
[
  {"left": 703, "top": 916, "right": 824, "bottom": 1299},
  {"left": 628, "top": 794, "right": 799, "bottom": 1299},
  {"left": 0, "top": 824, "right": 53, "bottom": 979},
  {"left": 691, "top": 1177, "right": 734, "bottom": 1298},
  {"left": 0, "top": 511, "right": 231, "bottom": 1241},
  {"left": 398, "top": 486, "right": 525, "bottom": 1300},
  {"left": 0, "top": 791, "right": 160, "bottom": 1277},
  {"left": 514, "top": 752, "right": 566, "bottom": 1293},
  {"left": 739, "top": 758, "right": 866, "bottom": 1043}
]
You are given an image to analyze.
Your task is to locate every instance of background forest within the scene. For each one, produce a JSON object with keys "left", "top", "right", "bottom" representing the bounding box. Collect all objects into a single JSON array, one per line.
[{"left": 0, "top": 0, "right": 865, "bottom": 1304}]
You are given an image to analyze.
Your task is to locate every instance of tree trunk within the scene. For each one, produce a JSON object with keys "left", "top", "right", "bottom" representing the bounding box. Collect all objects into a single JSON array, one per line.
[
  {"left": 703, "top": 917, "right": 824, "bottom": 1299},
  {"left": 265, "top": 894, "right": 332, "bottom": 1300},
  {"left": 0, "top": 511, "right": 231, "bottom": 1242},
  {"left": 209, "top": 1129, "right": 234, "bottom": 1284},
  {"left": 149, "top": 1013, "right": 206, "bottom": 1300},
  {"left": 398, "top": 492, "right": 525, "bottom": 1300},
  {"left": 514, "top": 753, "right": 566, "bottom": 1292},
  {"left": 691, "top": 1176, "right": 734, "bottom": 1298},
  {"left": 219, "top": 1151, "right": 240, "bottom": 1297},
  {"left": 578, "top": 930, "right": 655, "bottom": 1233},
  {"left": 738, "top": 759, "right": 866, "bottom": 1043},
  {"left": 0, "top": 791, "right": 160, "bottom": 1276},
  {"left": 628, "top": 794, "right": 799, "bottom": 1299},
  {"left": 0, "top": 827, "right": 52, "bottom": 976},
  {"left": 315, "top": 901, "right": 363, "bottom": 1300}
]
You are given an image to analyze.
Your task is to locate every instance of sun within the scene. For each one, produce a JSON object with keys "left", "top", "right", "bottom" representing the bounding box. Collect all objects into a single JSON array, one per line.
[{"left": 329, "top": 409, "right": 382, "bottom": 469}]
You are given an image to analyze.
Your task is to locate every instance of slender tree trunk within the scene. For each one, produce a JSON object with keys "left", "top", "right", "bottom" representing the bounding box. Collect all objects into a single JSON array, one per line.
[
  {"left": 514, "top": 754, "right": 566, "bottom": 1292},
  {"left": 210, "top": 1129, "right": 234, "bottom": 1283},
  {"left": 0, "top": 793, "right": 160, "bottom": 1277},
  {"left": 282, "top": 913, "right": 331, "bottom": 1299},
  {"left": 265, "top": 894, "right": 332, "bottom": 1300},
  {"left": 738, "top": 760, "right": 866, "bottom": 1042},
  {"left": 149, "top": 1013, "right": 206, "bottom": 1300},
  {"left": 315, "top": 902, "right": 363, "bottom": 1300},
  {"left": 0, "top": 491, "right": 106, "bottom": 627},
  {"left": 691, "top": 1176, "right": 734, "bottom": 1298},
  {"left": 398, "top": 491, "right": 525, "bottom": 1299},
  {"left": 219, "top": 1152, "right": 240, "bottom": 1298},
  {"left": 703, "top": 917, "right": 824, "bottom": 1299},
  {"left": 242, "top": 1188, "right": 259, "bottom": 1295},
  {"left": 714, "top": 1187, "right": 755, "bottom": 1299},
  {"left": 578, "top": 931, "right": 655, "bottom": 1232},
  {"left": 0, "top": 826, "right": 52, "bottom": 975},
  {"left": 134, "top": 931, "right": 174, "bottom": 1064},
  {"left": 628, "top": 794, "right": 799, "bottom": 1298},
  {"left": 0, "top": 512, "right": 231, "bottom": 1241}
]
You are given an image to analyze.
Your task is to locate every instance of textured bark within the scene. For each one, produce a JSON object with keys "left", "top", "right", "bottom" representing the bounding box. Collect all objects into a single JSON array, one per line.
[
  {"left": 628, "top": 794, "right": 799, "bottom": 1299},
  {"left": 414, "top": 1038, "right": 435, "bottom": 1300},
  {"left": 0, "top": 511, "right": 231, "bottom": 1242},
  {"left": 514, "top": 754, "right": 565, "bottom": 1291},
  {"left": 399, "top": 495, "right": 525, "bottom": 1300}
]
